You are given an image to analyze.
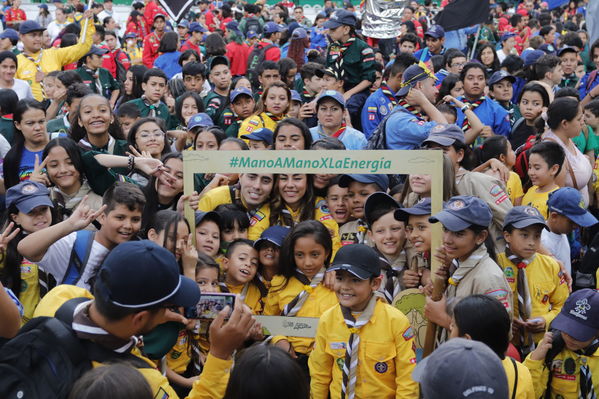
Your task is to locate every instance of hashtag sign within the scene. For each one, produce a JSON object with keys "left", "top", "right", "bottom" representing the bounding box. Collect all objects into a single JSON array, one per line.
[{"left": 229, "top": 157, "right": 239, "bottom": 168}]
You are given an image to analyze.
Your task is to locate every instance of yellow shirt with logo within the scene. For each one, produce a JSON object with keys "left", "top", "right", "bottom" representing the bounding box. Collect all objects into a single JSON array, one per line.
[
  {"left": 521, "top": 186, "right": 560, "bottom": 218},
  {"left": 226, "top": 282, "right": 264, "bottom": 314},
  {"left": 238, "top": 112, "right": 277, "bottom": 138},
  {"left": 263, "top": 275, "right": 338, "bottom": 354},
  {"left": 17, "top": 19, "right": 95, "bottom": 101},
  {"left": 308, "top": 299, "right": 419, "bottom": 399},
  {"left": 506, "top": 171, "right": 525, "bottom": 204},
  {"left": 1, "top": 258, "right": 41, "bottom": 323},
  {"left": 502, "top": 357, "right": 535, "bottom": 399},
  {"left": 498, "top": 252, "right": 569, "bottom": 342}
]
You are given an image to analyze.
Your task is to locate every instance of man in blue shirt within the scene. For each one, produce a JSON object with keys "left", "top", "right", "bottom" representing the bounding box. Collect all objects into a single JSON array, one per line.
[
  {"left": 579, "top": 40, "right": 599, "bottom": 105},
  {"left": 414, "top": 25, "right": 446, "bottom": 64}
]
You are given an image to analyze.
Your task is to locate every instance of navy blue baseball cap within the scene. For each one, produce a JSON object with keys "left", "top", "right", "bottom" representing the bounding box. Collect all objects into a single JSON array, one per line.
[
  {"left": 538, "top": 43, "right": 556, "bottom": 54},
  {"left": 396, "top": 63, "right": 435, "bottom": 97},
  {"left": 85, "top": 45, "right": 109, "bottom": 57},
  {"left": 521, "top": 49, "right": 545, "bottom": 67},
  {"left": 38, "top": 4, "right": 49, "bottom": 10},
  {"left": 339, "top": 174, "right": 389, "bottom": 192},
  {"left": 94, "top": 240, "right": 201, "bottom": 309},
  {"left": 178, "top": 20, "right": 190, "bottom": 29},
  {"left": 207, "top": 55, "right": 229, "bottom": 72},
  {"left": 226, "top": 20, "right": 241, "bottom": 33},
  {"left": 316, "top": 90, "right": 345, "bottom": 108},
  {"left": 254, "top": 225, "right": 290, "bottom": 249},
  {"left": 315, "top": 67, "right": 340, "bottom": 80},
  {"left": 425, "top": 25, "right": 445, "bottom": 39},
  {"left": 501, "top": 31, "right": 517, "bottom": 42},
  {"left": 422, "top": 124, "right": 465, "bottom": 147},
  {"left": 429, "top": 196, "right": 492, "bottom": 231},
  {"left": 189, "top": 22, "right": 207, "bottom": 33},
  {"left": 330, "top": 244, "right": 381, "bottom": 279},
  {"left": 6, "top": 181, "right": 54, "bottom": 214},
  {"left": 488, "top": 70, "right": 516, "bottom": 87},
  {"left": 20, "top": 21, "right": 45, "bottom": 35},
  {"left": 230, "top": 87, "right": 253, "bottom": 103},
  {"left": 124, "top": 32, "right": 137, "bottom": 40},
  {"left": 187, "top": 112, "right": 214, "bottom": 130},
  {"left": 394, "top": 198, "right": 432, "bottom": 222},
  {"left": 292, "top": 27, "right": 308, "bottom": 39},
  {"left": 364, "top": 192, "right": 400, "bottom": 227},
  {"left": 247, "top": 30, "right": 258, "bottom": 39},
  {"left": 551, "top": 289, "right": 599, "bottom": 341},
  {"left": 195, "top": 210, "right": 220, "bottom": 226},
  {"left": 503, "top": 206, "right": 547, "bottom": 230},
  {"left": 557, "top": 45, "right": 578, "bottom": 56},
  {"left": 0, "top": 29, "right": 19, "bottom": 42},
  {"left": 547, "top": 187, "right": 598, "bottom": 227},
  {"left": 264, "top": 21, "right": 283, "bottom": 34},
  {"left": 241, "top": 128, "right": 274, "bottom": 146},
  {"left": 290, "top": 89, "right": 302, "bottom": 103},
  {"left": 324, "top": 9, "right": 357, "bottom": 29}
]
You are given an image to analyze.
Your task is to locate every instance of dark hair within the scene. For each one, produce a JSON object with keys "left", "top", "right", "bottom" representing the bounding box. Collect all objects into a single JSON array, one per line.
[
  {"left": 311, "top": 136, "right": 346, "bottom": 150},
  {"left": 554, "top": 87, "right": 580, "bottom": 100},
  {"left": 102, "top": 16, "right": 115, "bottom": 28},
  {"left": 175, "top": 92, "right": 204, "bottom": 126},
  {"left": 158, "top": 31, "right": 179, "bottom": 53},
  {"left": 0, "top": 51, "right": 17, "bottom": 67},
  {"left": 42, "top": 137, "right": 85, "bottom": 188},
  {"left": 147, "top": 209, "right": 189, "bottom": 259},
  {"left": 179, "top": 49, "right": 201, "bottom": 66},
  {"left": 225, "top": 238, "right": 254, "bottom": 259},
  {"left": 103, "top": 181, "right": 146, "bottom": 214},
  {"left": 584, "top": 98, "right": 599, "bottom": 117},
  {"left": 562, "top": 31, "right": 583, "bottom": 49},
  {"left": 437, "top": 73, "right": 460, "bottom": 100},
  {"left": 546, "top": 96, "right": 580, "bottom": 130},
  {"left": 56, "top": 70, "right": 83, "bottom": 88},
  {"left": 220, "top": 137, "right": 249, "bottom": 150},
  {"left": 533, "top": 54, "right": 561, "bottom": 80},
  {"left": 300, "top": 62, "right": 324, "bottom": 81},
  {"left": 278, "top": 220, "right": 333, "bottom": 279},
  {"left": 530, "top": 141, "right": 565, "bottom": 176},
  {"left": 70, "top": 94, "right": 124, "bottom": 143},
  {"left": 0, "top": 88, "right": 18, "bottom": 116},
  {"left": 444, "top": 49, "right": 466, "bottom": 69},
  {"left": 167, "top": 78, "right": 186, "bottom": 100},
  {"left": 459, "top": 62, "right": 487, "bottom": 82},
  {"left": 214, "top": 203, "right": 250, "bottom": 236},
  {"left": 590, "top": 38, "right": 599, "bottom": 59},
  {"left": 116, "top": 102, "right": 141, "bottom": 119},
  {"left": 436, "top": 103, "right": 457, "bottom": 120},
  {"left": 196, "top": 252, "right": 220, "bottom": 275},
  {"left": 269, "top": 174, "right": 316, "bottom": 226},
  {"left": 278, "top": 57, "right": 298, "bottom": 88},
  {"left": 500, "top": 54, "right": 524, "bottom": 74},
  {"left": 273, "top": 118, "right": 313, "bottom": 149},
  {"left": 510, "top": 13, "right": 522, "bottom": 27},
  {"left": 104, "top": 29, "right": 117, "bottom": 39},
  {"left": 68, "top": 364, "right": 153, "bottom": 399},
  {"left": 142, "top": 68, "right": 167, "bottom": 84},
  {"left": 430, "top": 55, "right": 444, "bottom": 74},
  {"left": 223, "top": 345, "right": 309, "bottom": 399},
  {"left": 452, "top": 295, "right": 510, "bottom": 359},
  {"left": 120, "top": 65, "right": 148, "bottom": 103},
  {"left": 182, "top": 61, "right": 206, "bottom": 78},
  {"left": 258, "top": 61, "right": 279, "bottom": 76},
  {"left": 193, "top": 126, "right": 227, "bottom": 148},
  {"left": 61, "top": 33, "right": 79, "bottom": 48},
  {"left": 94, "top": 24, "right": 105, "bottom": 42},
  {"left": 473, "top": 135, "right": 509, "bottom": 165},
  {"left": 127, "top": 117, "right": 170, "bottom": 158},
  {"left": 4, "top": 100, "right": 46, "bottom": 190},
  {"left": 366, "top": 202, "right": 397, "bottom": 229},
  {"left": 205, "top": 33, "right": 227, "bottom": 57},
  {"left": 517, "top": 82, "right": 550, "bottom": 108},
  {"left": 387, "top": 52, "right": 417, "bottom": 78},
  {"left": 66, "top": 83, "right": 93, "bottom": 106},
  {"left": 398, "top": 32, "right": 420, "bottom": 47},
  {"left": 539, "top": 25, "right": 554, "bottom": 37}
]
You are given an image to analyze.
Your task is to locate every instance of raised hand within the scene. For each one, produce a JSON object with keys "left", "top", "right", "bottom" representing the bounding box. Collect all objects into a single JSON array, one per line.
[
  {"left": 0, "top": 222, "right": 20, "bottom": 255},
  {"left": 67, "top": 196, "right": 107, "bottom": 231},
  {"left": 29, "top": 155, "right": 50, "bottom": 186}
]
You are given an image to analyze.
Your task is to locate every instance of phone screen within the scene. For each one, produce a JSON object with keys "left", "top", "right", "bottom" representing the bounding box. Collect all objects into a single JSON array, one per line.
[{"left": 185, "top": 293, "right": 236, "bottom": 319}]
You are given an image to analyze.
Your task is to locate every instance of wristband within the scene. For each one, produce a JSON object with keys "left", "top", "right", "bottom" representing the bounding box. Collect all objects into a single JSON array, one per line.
[{"left": 461, "top": 104, "right": 471, "bottom": 112}]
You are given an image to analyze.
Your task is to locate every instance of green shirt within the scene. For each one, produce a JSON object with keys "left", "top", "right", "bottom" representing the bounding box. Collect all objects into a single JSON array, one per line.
[
  {"left": 0, "top": 116, "right": 15, "bottom": 145},
  {"left": 325, "top": 37, "right": 376, "bottom": 92},
  {"left": 75, "top": 66, "right": 120, "bottom": 99},
  {"left": 224, "top": 116, "right": 242, "bottom": 138},
  {"left": 573, "top": 125, "right": 599, "bottom": 156},
  {"left": 203, "top": 91, "right": 229, "bottom": 124},
  {"left": 46, "top": 115, "right": 69, "bottom": 136},
  {"left": 126, "top": 98, "right": 176, "bottom": 130}
]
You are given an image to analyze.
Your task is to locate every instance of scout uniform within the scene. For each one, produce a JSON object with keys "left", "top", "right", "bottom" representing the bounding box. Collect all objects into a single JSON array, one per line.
[
  {"left": 413, "top": 24, "right": 446, "bottom": 65},
  {"left": 142, "top": 25, "right": 164, "bottom": 68},
  {"left": 0, "top": 114, "right": 16, "bottom": 145},
  {"left": 225, "top": 87, "right": 253, "bottom": 137},
  {"left": 309, "top": 245, "right": 419, "bottom": 399},
  {"left": 238, "top": 112, "right": 280, "bottom": 138},
  {"left": 521, "top": 186, "right": 560, "bottom": 219},
  {"left": 323, "top": 10, "right": 376, "bottom": 94},
  {"left": 455, "top": 95, "right": 511, "bottom": 142},
  {"left": 225, "top": 282, "right": 264, "bottom": 314},
  {"left": 46, "top": 114, "right": 71, "bottom": 136},
  {"left": 17, "top": 20, "right": 95, "bottom": 101},
  {"left": 75, "top": 65, "right": 120, "bottom": 99},
  {"left": 126, "top": 97, "right": 176, "bottom": 130},
  {"left": 204, "top": 55, "right": 231, "bottom": 126},
  {"left": 502, "top": 357, "right": 536, "bottom": 399},
  {"left": 361, "top": 82, "right": 398, "bottom": 139}
]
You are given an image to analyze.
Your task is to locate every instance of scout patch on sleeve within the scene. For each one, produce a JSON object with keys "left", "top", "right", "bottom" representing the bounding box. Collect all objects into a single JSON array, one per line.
[
  {"left": 485, "top": 289, "right": 510, "bottom": 309},
  {"left": 402, "top": 326, "right": 414, "bottom": 341},
  {"left": 249, "top": 211, "right": 265, "bottom": 226},
  {"left": 154, "top": 388, "right": 169, "bottom": 399},
  {"left": 362, "top": 48, "right": 374, "bottom": 56},
  {"left": 330, "top": 342, "right": 346, "bottom": 350},
  {"left": 489, "top": 184, "right": 509, "bottom": 204}
]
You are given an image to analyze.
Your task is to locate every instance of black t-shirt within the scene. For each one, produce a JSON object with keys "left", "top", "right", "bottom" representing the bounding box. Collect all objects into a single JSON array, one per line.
[{"left": 510, "top": 119, "right": 535, "bottom": 151}]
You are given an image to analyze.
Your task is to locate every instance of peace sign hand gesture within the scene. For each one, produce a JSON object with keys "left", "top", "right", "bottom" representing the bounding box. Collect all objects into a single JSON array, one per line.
[
  {"left": 29, "top": 155, "right": 50, "bottom": 187},
  {"left": 67, "top": 196, "right": 107, "bottom": 231},
  {"left": 0, "top": 222, "right": 20, "bottom": 255}
]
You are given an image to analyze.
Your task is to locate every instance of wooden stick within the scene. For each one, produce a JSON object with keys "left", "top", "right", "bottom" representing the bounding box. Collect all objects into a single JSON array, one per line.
[
  {"left": 80, "top": 0, "right": 94, "bottom": 41},
  {"left": 423, "top": 276, "right": 447, "bottom": 357}
]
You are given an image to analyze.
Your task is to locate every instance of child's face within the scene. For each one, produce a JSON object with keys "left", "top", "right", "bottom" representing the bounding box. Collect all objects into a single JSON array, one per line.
[
  {"left": 450, "top": 81, "right": 464, "bottom": 98},
  {"left": 305, "top": 76, "right": 325, "bottom": 94},
  {"left": 406, "top": 214, "right": 432, "bottom": 253},
  {"left": 528, "top": 153, "right": 558, "bottom": 188},
  {"left": 548, "top": 212, "right": 578, "bottom": 234},
  {"left": 278, "top": 174, "right": 307, "bottom": 209},
  {"left": 505, "top": 140, "right": 516, "bottom": 168},
  {"left": 289, "top": 101, "right": 301, "bottom": 118},
  {"left": 231, "top": 96, "right": 255, "bottom": 119},
  {"left": 195, "top": 130, "right": 219, "bottom": 151},
  {"left": 259, "top": 242, "right": 280, "bottom": 270},
  {"left": 264, "top": 86, "right": 289, "bottom": 116},
  {"left": 368, "top": 211, "right": 406, "bottom": 258},
  {"left": 334, "top": 269, "right": 380, "bottom": 312},
  {"left": 98, "top": 204, "right": 142, "bottom": 246},
  {"left": 181, "top": 96, "right": 199, "bottom": 124},
  {"left": 442, "top": 227, "right": 486, "bottom": 262},
  {"left": 326, "top": 184, "right": 349, "bottom": 224},
  {"left": 221, "top": 220, "right": 248, "bottom": 243},
  {"left": 209, "top": 65, "right": 232, "bottom": 90},
  {"left": 323, "top": 75, "right": 341, "bottom": 91},
  {"left": 442, "top": 111, "right": 457, "bottom": 124},
  {"left": 409, "top": 174, "right": 431, "bottom": 196},
  {"left": 42, "top": 76, "right": 56, "bottom": 99},
  {"left": 519, "top": 90, "right": 544, "bottom": 122},
  {"left": 248, "top": 139, "right": 269, "bottom": 150},
  {"left": 348, "top": 182, "right": 379, "bottom": 219},
  {"left": 224, "top": 244, "right": 258, "bottom": 285},
  {"left": 560, "top": 51, "right": 578, "bottom": 75},
  {"left": 118, "top": 115, "right": 137, "bottom": 136},
  {"left": 142, "top": 76, "right": 167, "bottom": 103},
  {"left": 149, "top": 220, "right": 190, "bottom": 261},
  {"left": 156, "top": 157, "right": 184, "bottom": 201},
  {"left": 294, "top": 235, "right": 329, "bottom": 279},
  {"left": 575, "top": 64, "right": 586, "bottom": 80},
  {"left": 584, "top": 109, "right": 599, "bottom": 129},
  {"left": 195, "top": 220, "right": 220, "bottom": 257},
  {"left": 196, "top": 266, "right": 220, "bottom": 293},
  {"left": 183, "top": 74, "right": 204, "bottom": 93},
  {"left": 12, "top": 205, "right": 52, "bottom": 233},
  {"left": 503, "top": 225, "right": 542, "bottom": 259},
  {"left": 274, "top": 124, "right": 305, "bottom": 150},
  {"left": 561, "top": 331, "right": 596, "bottom": 352},
  {"left": 45, "top": 145, "right": 81, "bottom": 193},
  {"left": 490, "top": 80, "right": 513, "bottom": 102},
  {"left": 135, "top": 121, "right": 165, "bottom": 158},
  {"left": 550, "top": 64, "right": 563, "bottom": 85}
]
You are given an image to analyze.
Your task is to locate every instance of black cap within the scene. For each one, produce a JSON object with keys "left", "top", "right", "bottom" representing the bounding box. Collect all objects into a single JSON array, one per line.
[
  {"left": 364, "top": 192, "right": 400, "bottom": 227},
  {"left": 330, "top": 244, "right": 381, "bottom": 279}
]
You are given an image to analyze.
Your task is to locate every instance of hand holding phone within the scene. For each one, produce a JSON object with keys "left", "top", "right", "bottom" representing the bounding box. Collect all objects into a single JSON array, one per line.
[{"left": 185, "top": 293, "right": 236, "bottom": 319}]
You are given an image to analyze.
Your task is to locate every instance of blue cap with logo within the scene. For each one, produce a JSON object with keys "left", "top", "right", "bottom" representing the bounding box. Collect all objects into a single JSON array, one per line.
[
  {"left": 226, "top": 20, "right": 241, "bottom": 34},
  {"left": 503, "top": 206, "right": 547, "bottom": 230},
  {"left": 538, "top": 43, "right": 556, "bottom": 54},
  {"left": 292, "top": 27, "right": 308, "bottom": 39},
  {"left": 85, "top": 45, "right": 109, "bottom": 57},
  {"left": 290, "top": 89, "right": 302, "bottom": 103},
  {"left": 316, "top": 90, "right": 345, "bottom": 108},
  {"left": 254, "top": 225, "right": 290, "bottom": 249},
  {"left": 94, "top": 240, "right": 200, "bottom": 309},
  {"left": 501, "top": 31, "right": 517, "bottom": 42},
  {"left": 425, "top": 25, "right": 445, "bottom": 39},
  {"left": 187, "top": 112, "right": 214, "bottom": 130},
  {"left": 330, "top": 244, "right": 382, "bottom": 279},
  {"left": 547, "top": 187, "right": 598, "bottom": 227},
  {"left": 488, "top": 70, "right": 516, "bottom": 86},
  {"left": 6, "top": 181, "right": 54, "bottom": 214},
  {"left": 551, "top": 289, "right": 599, "bottom": 341},
  {"left": 338, "top": 174, "right": 389, "bottom": 192},
  {"left": 230, "top": 87, "right": 253, "bottom": 103},
  {"left": 189, "top": 22, "right": 207, "bottom": 33},
  {"left": 396, "top": 63, "right": 435, "bottom": 97},
  {"left": 264, "top": 21, "right": 283, "bottom": 34},
  {"left": 0, "top": 29, "right": 19, "bottom": 42},
  {"left": 246, "top": 30, "right": 258, "bottom": 39},
  {"left": 124, "top": 32, "right": 137, "bottom": 40},
  {"left": 394, "top": 198, "right": 432, "bottom": 222},
  {"left": 521, "top": 49, "right": 545, "bottom": 67},
  {"left": 364, "top": 192, "right": 400, "bottom": 227},
  {"left": 422, "top": 124, "right": 465, "bottom": 147},
  {"left": 241, "top": 128, "right": 274, "bottom": 146},
  {"left": 20, "top": 21, "right": 45, "bottom": 35},
  {"left": 429, "top": 196, "right": 492, "bottom": 231},
  {"left": 324, "top": 9, "right": 357, "bottom": 29}
]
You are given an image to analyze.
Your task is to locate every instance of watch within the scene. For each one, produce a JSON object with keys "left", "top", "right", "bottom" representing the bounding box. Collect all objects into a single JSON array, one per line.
[{"left": 461, "top": 104, "right": 471, "bottom": 112}]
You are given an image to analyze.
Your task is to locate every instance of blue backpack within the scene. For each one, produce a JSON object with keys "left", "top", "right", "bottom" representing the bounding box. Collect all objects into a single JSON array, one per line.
[{"left": 61, "top": 230, "right": 96, "bottom": 286}]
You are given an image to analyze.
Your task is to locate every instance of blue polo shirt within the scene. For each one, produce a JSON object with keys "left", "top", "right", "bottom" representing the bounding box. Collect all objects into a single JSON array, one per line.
[
  {"left": 579, "top": 71, "right": 599, "bottom": 100},
  {"left": 384, "top": 106, "right": 439, "bottom": 150},
  {"left": 456, "top": 96, "right": 511, "bottom": 141},
  {"left": 309, "top": 125, "right": 367, "bottom": 150},
  {"left": 413, "top": 46, "right": 446, "bottom": 63}
]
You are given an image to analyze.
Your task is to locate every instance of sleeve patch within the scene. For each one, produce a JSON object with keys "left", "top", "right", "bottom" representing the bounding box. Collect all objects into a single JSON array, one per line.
[
  {"left": 362, "top": 47, "right": 374, "bottom": 55},
  {"left": 402, "top": 326, "right": 414, "bottom": 341},
  {"left": 485, "top": 289, "right": 510, "bottom": 308}
]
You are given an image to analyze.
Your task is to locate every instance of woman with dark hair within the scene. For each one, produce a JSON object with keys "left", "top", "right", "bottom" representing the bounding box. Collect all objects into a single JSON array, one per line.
[
  {"left": 239, "top": 81, "right": 291, "bottom": 136},
  {"left": 115, "top": 64, "right": 148, "bottom": 109},
  {"left": 125, "top": 9, "right": 149, "bottom": 41},
  {"left": 175, "top": 91, "right": 204, "bottom": 129},
  {"left": 127, "top": 117, "right": 171, "bottom": 185},
  {"left": 0, "top": 51, "right": 33, "bottom": 100},
  {"left": 287, "top": 28, "right": 309, "bottom": 72},
  {"left": 154, "top": 32, "right": 183, "bottom": 79},
  {"left": 476, "top": 43, "right": 501, "bottom": 75},
  {"left": 273, "top": 118, "right": 312, "bottom": 150},
  {"left": 278, "top": 58, "right": 298, "bottom": 90},
  {"left": 225, "top": 24, "right": 249, "bottom": 77},
  {"left": 204, "top": 33, "right": 227, "bottom": 58}
]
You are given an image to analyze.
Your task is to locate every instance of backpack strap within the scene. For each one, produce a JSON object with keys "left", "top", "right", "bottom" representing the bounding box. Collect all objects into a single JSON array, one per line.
[
  {"left": 61, "top": 230, "right": 96, "bottom": 286},
  {"left": 586, "top": 70, "right": 598, "bottom": 93},
  {"left": 509, "top": 357, "right": 518, "bottom": 399}
]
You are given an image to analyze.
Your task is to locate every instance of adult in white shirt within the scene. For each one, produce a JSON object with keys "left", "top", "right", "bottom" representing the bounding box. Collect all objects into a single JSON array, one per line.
[
  {"left": 0, "top": 52, "right": 33, "bottom": 100},
  {"left": 46, "top": 7, "right": 69, "bottom": 41},
  {"left": 97, "top": 0, "right": 114, "bottom": 20},
  {"left": 497, "top": 32, "right": 517, "bottom": 64}
]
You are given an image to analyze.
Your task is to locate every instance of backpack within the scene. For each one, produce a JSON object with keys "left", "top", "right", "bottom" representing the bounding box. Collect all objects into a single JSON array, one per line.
[
  {"left": 243, "top": 16, "right": 262, "bottom": 35},
  {"left": 61, "top": 230, "right": 96, "bottom": 287},
  {"left": 366, "top": 106, "right": 405, "bottom": 150},
  {"left": 0, "top": 298, "right": 152, "bottom": 399},
  {"left": 247, "top": 43, "right": 276, "bottom": 87},
  {"left": 114, "top": 50, "right": 129, "bottom": 84},
  {"left": 574, "top": 228, "right": 599, "bottom": 289}
]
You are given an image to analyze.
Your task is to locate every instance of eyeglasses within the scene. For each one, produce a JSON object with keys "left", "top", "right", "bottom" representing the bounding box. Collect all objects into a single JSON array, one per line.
[{"left": 451, "top": 62, "right": 466, "bottom": 68}]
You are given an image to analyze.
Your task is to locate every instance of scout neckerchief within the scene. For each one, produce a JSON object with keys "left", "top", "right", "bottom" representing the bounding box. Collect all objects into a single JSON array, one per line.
[
  {"left": 264, "top": 111, "right": 284, "bottom": 123},
  {"left": 331, "top": 37, "right": 356, "bottom": 80},
  {"left": 460, "top": 96, "right": 486, "bottom": 131},
  {"left": 578, "top": 340, "right": 599, "bottom": 399},
  {"left": 505, "top": 244, "right": 534, "bottom": 350},
  {"left": 302, "top": 88, "right": 315, "bottom": 101},
  {"left": 356, "top": 219, "right": 368, "bottom": 244},
  {"left": 282, "top": 267, "right": 326, "bottom": 316},
  {"left": 84, "top": 66, "right": 103, "bottom": 95},
  {"left": 446, "top": 244, "right": 487, "bottom": 297},
  {"left": 377, "top": 251, "right": 401, "bottom": 304},
  {"left": 239, "top": 282, "right": 250, "bottom": 302},
  {"left": 318, "top": 123, "right": 346, "bottom": 139},
  {"left": 397, "top": 98, "right": 425, "bottom": 120},
  {"left": 340, "top": 294, "right": 377, "bottom": 399},
  {"left": 22, "top": 51, "right": 45, "bottom": 97},
  {"left": 379, "top": 82, "right": 398, "bottom": 108},
  {"left": 141, "top": 95, "right": 159, "bottom": 117},
  {"left": 78, "top": 135, "right": 116, "bottom": 154}
]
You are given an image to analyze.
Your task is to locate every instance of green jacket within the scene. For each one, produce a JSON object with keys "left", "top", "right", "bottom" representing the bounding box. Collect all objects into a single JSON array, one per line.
[
  {"left": 75, "top": 66, "right": 120, "bottom": 99},
  {"left": 326, "top": 37, "right": 376, "bottom": 91},
  {"left": 126, "top": 98, "right": 177, "bottom": 130},
  {"left": 203, "top": 91, "right": 229, "bottom": 123},
  {"left": 0, "top": 116, "right": 15, "bottom": 145},
  {"left": 46, "top": 115, "right": 70, "bottom": 136}
]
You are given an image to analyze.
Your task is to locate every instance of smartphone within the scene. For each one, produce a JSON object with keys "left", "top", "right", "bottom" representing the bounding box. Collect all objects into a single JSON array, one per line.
[{"left": 185, "top": 293, "right": 236, "bottom": 319}]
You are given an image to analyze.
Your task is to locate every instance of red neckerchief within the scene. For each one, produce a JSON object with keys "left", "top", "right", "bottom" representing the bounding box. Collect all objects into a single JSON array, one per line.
[
  {"left": 379, "top": 82, "right": 398, "bottom": 107},
  {"left": 397, "top": 98, "right": 425, "bottom": 120},
  {"left": 332, "top": 123, "right": 346, "bottom": 138}
]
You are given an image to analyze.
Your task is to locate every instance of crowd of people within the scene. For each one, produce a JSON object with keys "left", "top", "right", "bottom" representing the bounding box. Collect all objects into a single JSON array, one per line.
[{"left": 1, "top": 0, "right": 599, "bottom": 397}]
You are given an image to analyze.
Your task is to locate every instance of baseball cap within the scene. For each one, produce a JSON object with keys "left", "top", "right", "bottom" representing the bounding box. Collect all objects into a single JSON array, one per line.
[
  {"left": 241, "top": 128, "right": 274, "bottom": 146},
  {"left": 38, "top": 4, "right": 49, "bottom": 10},
  {"left": 425, "top": 25, "right": 445, "bottom": 39},
  {"left": 189, "top": 22, "right": 207, "bottom": 33},
  {"left": 503, "top": 206, "right": 547, "bottom": 230},
  {"left": 187, "top": 112, "right": 214, "bottom": 130},
  {"left": 290, "top": 89, "right": 302, "bottom": 103},
  {"left": 521, "top": 49, "right": 545, "bottom": 67},
  {"left": 421, "top": 124, "right": 465, "bottom": 147},
  {"left": 247, "top": 30, "right": 258, "bottom": 39},
  {"left": 19, "top": 21, "right": 45, "bottom": 35},
  {"left": 207, "top": 55, "right": 229, "bottom": 72},
  {"left": 429, "top": 196, "right": 492, "bottom": 231},
  {"left": 178, "top": 20, "right": 190, "bottom": 29},
  {"left": 153, "top": 13, "right": 167, "bottom": 21},
  {"left": 292, "top": 27, "right": 307, "bottom": 39},
  {"left": 330, "top": 244, "right": 382, "bottom": 279},
  {"left": 413, "top": 338, "right": 508, "bottom": 399},
  {"left": 316, "top": 90, "right": 345, "bottom": 108},
  {"left": 264, "top": 21, "right": 283, "bottom": 34},
  {"left": 195, "top": 210, "right": 220, "bottom": 227},
  {"left": 254, "top": 225, "right": 290, "bottom": 249},
  {"left": 0, "top": 29, "right": 19, "bottom": 42},
  {"left": 538, "top": 43, "right": 556, "bottom": 54},
  {"left": 230, "top": 87, "right": 253, "bottom": 103},
  {"left": 63, "top": 5, "right": 75, "bottom": 13},
  {"left": 488, "top": 70, "right": 516, "bottom": 87},
  {"left": 94, "top": 240, "right": 201, "bottom": 309},
  {"left": 500, "top": 32, "right": 517, "bottom": 42},
  {"left": 6, "top": 181, "right": 54, "bottom": 214},
  {"left": 547, "top": 187, "right": 598, "bottom": 227},
  {"left": 364, "top": 192, "right": 400, "bottom": 227},
  {"left": 324, "top": 9, "right": 357, "bottom": 29},
  {"left": 339, "top": 174, "right": 389, "bottom": 192},
  {"left": 394, "top": 198, "right": 432, "bottom": 222},
  {"left": 558, "top": 45, "right": 578, "bottom": 56},
  {"left": 314, "top": 67, "right": 340, "bottom": 80},
  {"left": 124, "top": 32, "right": 137, "bottom": 40},
  {"left": 225, "top": 20, "right": 241, "bottom": 33},
  {"left": 396, "top": 63, "right": 435, "bottom": 97},
  {"left": 551, "top": 289, "right": 599, "bottom": 341},
  {"left": 287, "top": 21, "right": 300, "bottom": 36},
  {"left": 85, "top": 45, "right": 109, "bottom": 57}
]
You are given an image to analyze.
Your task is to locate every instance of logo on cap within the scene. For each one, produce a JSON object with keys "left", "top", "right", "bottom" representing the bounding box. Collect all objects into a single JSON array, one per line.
[
  {"left": 571, "top": 298, "right": 591, "bottom": 320},
  {"left": 448, "top": 199, "right": 465, "bottom": 210},
  {"left": 579, "top": 199, "right": 586, "bottom": 209},
  {"left": 21, "top": 183, "right": 38, "bottom": 194},
  {"left": 523, "top": 207, "right": 539, "bottom": 216}
]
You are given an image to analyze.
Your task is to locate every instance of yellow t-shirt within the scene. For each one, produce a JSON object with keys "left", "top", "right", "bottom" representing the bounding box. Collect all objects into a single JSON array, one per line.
[
  {"left": 238, "top": 112, "right": 277, "bottom": 138},
  {"left": 226, "top": 282, "right": 264, "bottom": 314},
  {"left": 1, "top": 258, "right": 42, "bottom": 323},
  {"left": 521, "top": 185, "right": 559, "bottom": 218},
  {"left": 502, "top": 357, "right": 535, "bottom": 399},
  {"left": 506, "top": 171, "right": 524, "bottom": 204}
]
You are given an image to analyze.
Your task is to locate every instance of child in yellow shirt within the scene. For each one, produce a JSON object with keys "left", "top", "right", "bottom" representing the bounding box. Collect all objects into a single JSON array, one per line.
[{"left": 254, "top": 225, "right": 290, "bottom": 289}]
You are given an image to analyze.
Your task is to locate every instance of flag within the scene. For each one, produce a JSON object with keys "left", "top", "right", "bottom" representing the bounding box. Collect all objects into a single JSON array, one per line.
[
  {"left": 546, "top": 0, "right": 568, "bottom": 9},
  {"left": 157, "top": 0, "right": 194, "bottom": 23},
  {"left": 588, "top": 0, "right": 599, "bottom": 46},
  {"left": 434, "top": 0, "right": 490, "bottom": 31}
]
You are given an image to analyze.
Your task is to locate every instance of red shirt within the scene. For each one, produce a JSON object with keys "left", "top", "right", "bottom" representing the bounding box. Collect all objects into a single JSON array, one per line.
[
  {"left": 181, "top": 40, "right": 201, "bottom": 57},
  {"left": 126, "top": 19, "right": 150, "bottom": 39},
  {"left": 5, "top": 8, "right": 26, "bottom": 27},
  {"left": 225, "top": 42, "right": 250, "bottom": 76},
  {"left": 144, "top": 0, "right": 167, "bottom": 30},
  {"left": 255, "top": 41, "right": 281, "bottom": 62},
  {"left": 142, "top": 31, "right": 163, "bottom": 68},
  {"left": 101, "top": 47, "right": 131, "bottom": 78}
]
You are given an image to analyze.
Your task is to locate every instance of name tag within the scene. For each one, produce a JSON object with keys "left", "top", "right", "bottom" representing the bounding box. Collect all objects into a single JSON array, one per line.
[{"left": 254, "top": 316, "right": 319, "bottom": 338}]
